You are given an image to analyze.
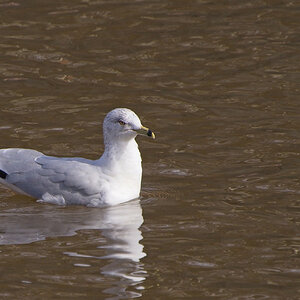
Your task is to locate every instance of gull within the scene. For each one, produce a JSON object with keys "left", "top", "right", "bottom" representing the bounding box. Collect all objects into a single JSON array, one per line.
[{"left": 0, "top": 108, "right": 155, "bottom": 206}]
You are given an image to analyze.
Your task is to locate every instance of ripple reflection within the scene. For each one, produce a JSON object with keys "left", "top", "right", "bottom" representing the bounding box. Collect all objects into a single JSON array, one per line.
[{"left": 0, "top": 199, "right": 146, "bottom": 298}]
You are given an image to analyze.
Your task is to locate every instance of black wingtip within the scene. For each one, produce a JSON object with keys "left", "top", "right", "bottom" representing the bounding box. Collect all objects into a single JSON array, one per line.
[{"left": 0, "top": 169, "right": 7, "bottom": 179}]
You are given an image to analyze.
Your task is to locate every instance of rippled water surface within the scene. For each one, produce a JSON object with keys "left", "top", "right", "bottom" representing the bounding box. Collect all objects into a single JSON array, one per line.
[{"left": 0, "top": 0, "right": 299, "bottom": 298}]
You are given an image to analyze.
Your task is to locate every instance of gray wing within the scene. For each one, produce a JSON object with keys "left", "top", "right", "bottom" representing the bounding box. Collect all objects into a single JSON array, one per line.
[
  {"left": 35, "top": 156, "right": 106, "bottom": 196},
  {"left": 0, "top": 148, "right": 45, "bottom": 197},
  {"left": 0, "top": 148, "right": 43, "bottom": 174},
  {"left": 0, "top": 148, "right": 107, "bottom": 202}
]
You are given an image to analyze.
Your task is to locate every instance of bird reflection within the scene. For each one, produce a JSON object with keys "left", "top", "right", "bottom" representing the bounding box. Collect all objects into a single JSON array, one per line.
[{"left": 0, "top": 199, "right": 146, "bottom": 298}]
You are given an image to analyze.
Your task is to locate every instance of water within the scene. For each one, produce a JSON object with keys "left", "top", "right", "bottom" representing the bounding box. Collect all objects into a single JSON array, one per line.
[{"left": 0, "top": 0, "right": 299, "bottom": 298}]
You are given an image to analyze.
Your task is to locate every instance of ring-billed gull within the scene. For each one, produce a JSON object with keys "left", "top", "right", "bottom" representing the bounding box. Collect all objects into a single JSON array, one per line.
[{"left": 0, "top": 108, "right": 155, "bottom": 207}]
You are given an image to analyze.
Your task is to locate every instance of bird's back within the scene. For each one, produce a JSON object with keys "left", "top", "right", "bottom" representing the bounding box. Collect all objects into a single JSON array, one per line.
[
  {"left": 0, "top": 148, "right": 105, "bottom": 205},
  {"left": 0, "top": 148, "right": 43, "bottom": 175}
]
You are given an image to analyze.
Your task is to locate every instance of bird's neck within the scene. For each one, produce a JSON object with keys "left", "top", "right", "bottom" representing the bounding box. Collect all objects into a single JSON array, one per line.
[{"left": 97, "top": 138, "right": 142, "bottom": 180}]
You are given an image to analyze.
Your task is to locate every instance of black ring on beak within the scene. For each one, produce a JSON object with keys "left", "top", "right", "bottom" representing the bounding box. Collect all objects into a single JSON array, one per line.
[{"left": 147, "top": 129, "right": 153, "bottom": 137}]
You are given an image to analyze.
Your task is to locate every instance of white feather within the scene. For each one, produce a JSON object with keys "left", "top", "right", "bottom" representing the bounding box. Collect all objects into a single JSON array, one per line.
[{"left": 0, "top": 108, "right": 153, "bottom": 206}]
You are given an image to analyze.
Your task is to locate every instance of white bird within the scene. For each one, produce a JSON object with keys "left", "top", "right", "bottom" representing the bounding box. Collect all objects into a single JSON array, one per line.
[{"left": 0, "top": 108, "right": 155, "bottom": 207}]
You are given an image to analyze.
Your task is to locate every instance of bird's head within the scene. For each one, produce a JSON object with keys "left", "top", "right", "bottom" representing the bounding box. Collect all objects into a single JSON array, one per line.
[{"left": 103, "top": 108, "right": 155, "bottom": 144}]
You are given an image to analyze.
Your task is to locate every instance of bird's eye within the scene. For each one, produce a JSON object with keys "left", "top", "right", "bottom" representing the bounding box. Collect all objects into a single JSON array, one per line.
[{"left": 118, "top": 120, "right": 126, "bottom": 126}]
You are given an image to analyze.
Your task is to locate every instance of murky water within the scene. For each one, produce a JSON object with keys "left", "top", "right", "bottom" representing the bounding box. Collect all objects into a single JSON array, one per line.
[{"left": 0, "top": 0, "right": 299, "bottom": 298}]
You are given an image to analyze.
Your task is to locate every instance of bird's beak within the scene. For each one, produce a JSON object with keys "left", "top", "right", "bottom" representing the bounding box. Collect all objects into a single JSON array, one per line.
[{"left": 136, "top": 125, "right": 155, "bottom": 139}]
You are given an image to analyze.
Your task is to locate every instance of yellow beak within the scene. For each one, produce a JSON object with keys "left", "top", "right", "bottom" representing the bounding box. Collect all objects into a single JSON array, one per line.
[{"left": 136, "top": 125, "right": 155, "bottom": 139}]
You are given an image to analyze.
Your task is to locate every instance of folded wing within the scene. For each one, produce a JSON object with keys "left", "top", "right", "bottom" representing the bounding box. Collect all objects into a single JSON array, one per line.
[{"left": 0, "top": 149, "right": 106, "bottom": 203}]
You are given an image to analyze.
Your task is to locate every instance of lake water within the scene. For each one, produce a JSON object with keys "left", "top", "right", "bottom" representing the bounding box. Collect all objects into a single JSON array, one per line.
[{"left": 0, "top": 0, "right": 299, "bottom": 298}]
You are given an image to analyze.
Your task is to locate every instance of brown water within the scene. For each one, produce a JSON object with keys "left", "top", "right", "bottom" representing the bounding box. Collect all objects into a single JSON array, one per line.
[{"left": 0, "top": 0, "right": 299, "bottom": 298}]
